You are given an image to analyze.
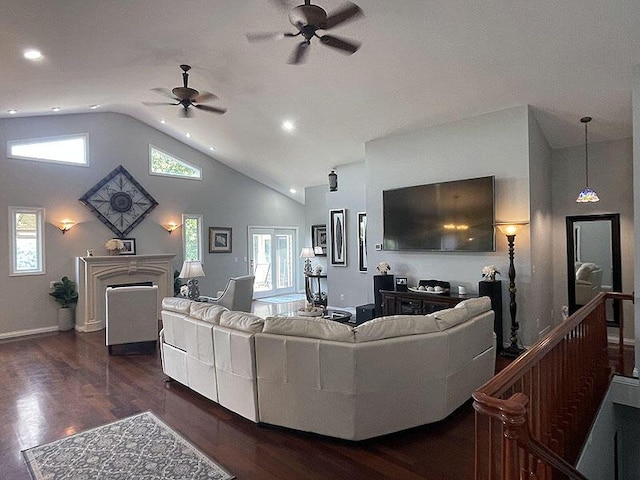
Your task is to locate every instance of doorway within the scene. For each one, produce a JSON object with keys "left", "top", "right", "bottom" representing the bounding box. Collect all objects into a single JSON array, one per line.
[{"left": 249, "top": 227, "right": 297, "bottom": 298}]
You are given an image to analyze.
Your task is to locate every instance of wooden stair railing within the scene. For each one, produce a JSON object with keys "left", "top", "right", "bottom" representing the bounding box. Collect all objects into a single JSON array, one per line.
[{"left": 473, "top": 292, "right": 633, "bottom": 480}]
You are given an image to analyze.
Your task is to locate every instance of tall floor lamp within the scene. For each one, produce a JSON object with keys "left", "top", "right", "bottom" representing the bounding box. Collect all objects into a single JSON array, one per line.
[{"left": 495, "top": 222, "right": 529, "bottom": 358}]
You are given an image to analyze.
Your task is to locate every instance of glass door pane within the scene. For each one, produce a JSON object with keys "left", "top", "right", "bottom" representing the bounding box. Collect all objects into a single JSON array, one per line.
[{"left": 250, "top": 227, "right": 296, "bottom": 298}]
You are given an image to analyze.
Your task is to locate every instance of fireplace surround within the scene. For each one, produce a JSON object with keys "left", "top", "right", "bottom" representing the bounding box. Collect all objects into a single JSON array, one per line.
[{"left": 74, "top": 254, "right": 175, "bottom": 332}]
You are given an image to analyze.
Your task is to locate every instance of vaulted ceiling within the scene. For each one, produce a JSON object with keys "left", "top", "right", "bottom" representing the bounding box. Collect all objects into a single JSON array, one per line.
[{"left": 2, "top": 1, "right": 639, "bottom": 202}]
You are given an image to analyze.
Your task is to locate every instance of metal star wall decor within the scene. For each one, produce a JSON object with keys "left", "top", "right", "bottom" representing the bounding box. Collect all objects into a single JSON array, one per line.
[{"left": 79, "top": 165, "right": 158, "bottom": 238}]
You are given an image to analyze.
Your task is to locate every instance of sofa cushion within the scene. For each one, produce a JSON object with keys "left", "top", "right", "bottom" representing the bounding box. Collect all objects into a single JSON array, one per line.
[
  {"left": 432, "top": 307, "right": 469, "bottom": 331},
  {"left": 263, "top": 316, "right": 355, "bottom": 342},
  {"left": 189, "top": 302, "right": 227, "bottom": 324},
  {"left": 220, "top": 310, "right": 265, "bottom": 333},
  {"left": 161, "top": 296, "right": 192, "bottom": 314},
  {"left": 576, "top": 262, "right": 599, "bottom": 281},
  {"left": 354, "top": 315, "right": 439, "bottom": 343},
  {"left": 454, "top": 296, "right": 492, "bottom": 317}
]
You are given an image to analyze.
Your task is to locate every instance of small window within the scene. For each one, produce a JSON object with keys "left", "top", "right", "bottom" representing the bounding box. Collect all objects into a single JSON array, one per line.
[
  {"left": 150, "top": 145, "right": 202, "bottom": 180},
  {"left": 7, "top": 134, "right": 88, "bottom": 166},
  {"left": 183, "top": 214, "right": 203, "bottom": 262},
  {"left": 9, "top": 207, "right": 45, "bottom": 276}
]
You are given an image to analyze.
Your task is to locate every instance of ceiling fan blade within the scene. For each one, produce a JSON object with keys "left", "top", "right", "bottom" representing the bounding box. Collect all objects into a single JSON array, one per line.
[
  {"left": 194, "top": 91, "right": 218, "bottom": 103},
  {"left": 195, "top": 104, "right": 227, "bottom": 115},
  {"left": 319, "top": 34, "right": 360, "bottom": 54},
  {"left": 322, "top": 2, "right": 364, "bottom": 30},
  {"left": 143, "top": 101, "right": 180, "bottom": 106},
  {"left": 246, "top": 32, "right": 287, "bottom": 42},
  {"left": 288, "top": 41, "right": 310, "bottom": 64},
  {"left": 151, "top": 87, "right": 179, "bottom": 101}
]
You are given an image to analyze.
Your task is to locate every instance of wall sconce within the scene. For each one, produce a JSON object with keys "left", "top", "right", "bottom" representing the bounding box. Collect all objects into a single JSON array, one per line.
[
  {"left": 328, "top": 170, "right": 338, "bottom": 192},
  {"left": 163, "top": 223, "right": 182, "bottom": 234},
  {"left": 494, "top": 221, "right": 529, "bottom": 357},
  {"left": 58, "top": 220, "right": 75, "bottom": 234}
]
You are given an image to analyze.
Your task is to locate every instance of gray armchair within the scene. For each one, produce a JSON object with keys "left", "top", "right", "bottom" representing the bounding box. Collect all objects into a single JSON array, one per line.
[{"left": 203, "top": 275, "right": 255, "bottom": 312}]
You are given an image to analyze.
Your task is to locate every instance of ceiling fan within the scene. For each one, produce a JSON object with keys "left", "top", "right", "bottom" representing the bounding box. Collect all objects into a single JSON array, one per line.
[
  {"left": 247, "top": 0, "right": 364, "bottom": 64},
  {"left": 143, "top": 64, "right": 227, "bottom": 117}
]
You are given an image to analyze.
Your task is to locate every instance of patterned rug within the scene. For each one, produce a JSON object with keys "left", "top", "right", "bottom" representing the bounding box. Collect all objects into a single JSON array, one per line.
[
  {"left": 22, "top": 411, "right": 234, "bottom": 480},
  {"left": 259, "top": 293, "right": 306, "bottom": 304}
]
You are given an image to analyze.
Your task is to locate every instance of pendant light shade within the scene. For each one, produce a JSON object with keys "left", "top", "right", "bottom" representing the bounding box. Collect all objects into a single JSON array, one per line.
[{"left": 576, "top": 116, "right": 599, "bottom": 203}]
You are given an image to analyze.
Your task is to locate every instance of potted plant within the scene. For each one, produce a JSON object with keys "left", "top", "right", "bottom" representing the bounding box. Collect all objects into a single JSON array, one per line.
[{"left": 49, "top": 276, "right": 78, "bottom": 331}]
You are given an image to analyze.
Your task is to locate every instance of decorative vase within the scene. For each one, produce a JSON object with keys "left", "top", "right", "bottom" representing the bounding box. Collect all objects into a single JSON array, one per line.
[
  {"left": 487, "top": 274, "right": 495, "bottom": 281},
  {"left": 379, "top": 271, "right": 387, "bottom": 275},
  {"left": 109, "top": 249, "right": 121, "bottom": 256}
]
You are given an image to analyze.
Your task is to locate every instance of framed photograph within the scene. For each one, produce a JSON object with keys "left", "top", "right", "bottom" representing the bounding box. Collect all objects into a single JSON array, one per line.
[
  {"left": 120, "top": 238, "right": 136, "bottom": 255},
  {"left": 357, "top": 212, "right": 367, "bottom": 272},
  {"left": 209, "top": 227, "right": 232, "bottom": 253},
  {"left": 329, "top": 209, "right": 346, "bottom": 266},
  {"left": 311, "top": 224, "right": 327, "bottom": 256}
]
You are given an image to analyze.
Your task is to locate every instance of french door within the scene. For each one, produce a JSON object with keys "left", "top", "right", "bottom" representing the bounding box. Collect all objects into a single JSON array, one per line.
[{"left": 249, "top": 227, "right": 297, "bottom": 298}]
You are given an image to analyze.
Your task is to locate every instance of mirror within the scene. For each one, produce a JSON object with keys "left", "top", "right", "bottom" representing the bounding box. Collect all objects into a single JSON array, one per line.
[{"left": 566, "top": 213, "right": 622, "bottom": 325}]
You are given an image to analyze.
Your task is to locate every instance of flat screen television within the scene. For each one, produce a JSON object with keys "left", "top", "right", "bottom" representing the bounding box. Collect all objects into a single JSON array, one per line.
[{"left": 383, "top": 176, "right": 495, "bottom": 252}]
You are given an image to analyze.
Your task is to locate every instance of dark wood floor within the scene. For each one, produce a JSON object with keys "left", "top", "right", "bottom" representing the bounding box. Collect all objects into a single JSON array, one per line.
[
  {"left": 1, "top": 331, "right": 477, "bottom": 479},
  {"left": 1, "top": 305, "right": 634, "bottom": 479}
]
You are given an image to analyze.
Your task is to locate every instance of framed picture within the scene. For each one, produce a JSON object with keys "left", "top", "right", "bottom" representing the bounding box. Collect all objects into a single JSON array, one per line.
[
  {"left": 329, "top": 209, "right": 346, "bottom": 266},
  {"left": 311, "top": 224, "right": 327, "bottom": 256},
  {"left": 357, "top": 212, "right": 367, "bottom": 272},
  {"left": 120, "top": 238, "right": 136, "bottom": 255},
  {"left": 209, "top": 227, "right": 232, "bottom": 253}
]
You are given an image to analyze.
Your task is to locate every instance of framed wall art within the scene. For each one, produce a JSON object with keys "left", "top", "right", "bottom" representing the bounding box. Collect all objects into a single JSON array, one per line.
[
  {"left": 79, "top": 165, "right": 158, "bottom": 238},
  {"left": 209, "top": 227, "right": 232, "bottom": 253},
  {"left": 311, "top": 224, "right": 327, "bottom": 256},
  {"left": 329, "top": 209, "right": 346, "bottom": 266},
  {"left": 357, "top": 212, "right": 367, "bottom": 272},
  {"left": 120, "top": 238, "right": 136, "bottom": 255}
]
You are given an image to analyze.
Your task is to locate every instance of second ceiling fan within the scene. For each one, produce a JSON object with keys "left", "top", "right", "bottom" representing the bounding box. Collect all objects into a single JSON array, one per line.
[{"left": 247, "top": 0, "right": 364, "bottom": 64}]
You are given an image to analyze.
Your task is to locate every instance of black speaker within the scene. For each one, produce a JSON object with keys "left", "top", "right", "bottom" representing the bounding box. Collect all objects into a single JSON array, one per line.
[
  {"left": 356, "top": 303, "right": 376, "bottom": 324},
  {"left": 374, "top": 274, "right": 394, "bottom": 317},
  {"left": 479, "top": 280, "right": 503, "bottom": 352},
  {"left": 395, "top": 277, "right": 408, "bottom": 292}
]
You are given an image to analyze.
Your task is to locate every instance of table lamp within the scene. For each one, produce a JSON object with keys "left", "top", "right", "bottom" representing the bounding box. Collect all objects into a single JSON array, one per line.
[
  {"left": 179, "top": 260, "right": 205, "bottom": 300},
  {"left": 300, "top": 247, "right": 315, "bottom": 274}
]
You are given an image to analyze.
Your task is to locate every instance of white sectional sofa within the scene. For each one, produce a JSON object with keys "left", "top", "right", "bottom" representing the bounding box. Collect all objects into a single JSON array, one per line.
[{"left": 160, "top": 296, "right": 496, "bottom": 440}]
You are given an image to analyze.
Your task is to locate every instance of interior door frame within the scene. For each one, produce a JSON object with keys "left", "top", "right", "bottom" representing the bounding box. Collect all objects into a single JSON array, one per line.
[{"left": 565, "top": 213, "right": 622, "bottom": 325}]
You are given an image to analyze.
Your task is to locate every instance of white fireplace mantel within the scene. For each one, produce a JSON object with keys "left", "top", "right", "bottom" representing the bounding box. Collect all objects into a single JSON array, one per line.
[{"left": 74, "top": 254, "right": 176, "bottom": 332}]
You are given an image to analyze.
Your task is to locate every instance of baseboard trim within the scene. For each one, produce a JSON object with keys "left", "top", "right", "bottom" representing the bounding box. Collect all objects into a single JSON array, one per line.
[{"left": 0, "top": 325, "right": 60, "bottom": 341}]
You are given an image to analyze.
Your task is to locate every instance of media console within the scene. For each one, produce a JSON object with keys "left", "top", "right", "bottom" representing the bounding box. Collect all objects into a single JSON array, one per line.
[{"left": 380, "top": 290, "right": 474, "bottom": 316}]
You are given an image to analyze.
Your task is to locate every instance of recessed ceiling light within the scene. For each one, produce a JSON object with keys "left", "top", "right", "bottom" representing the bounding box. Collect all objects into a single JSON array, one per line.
[
  {"left": 51, "top": 107, "right": 61, "bottom": 112},
  {"left": 160, "top": 119, "right": 167, "bottom": 124},
  {"left": 209, "top": 146, "right": 215, "bottom": 151},
  {"left": 8, "top": 109, "right": 17, "bottom": 115},
  {"left": 23, "top": 49, "right": 42, "bottom": 60},
  {"left": 289, "top": 188, "right": 297, "bottom": 194},
  {"left": 282, "top": 120, "right": 295, "bottom": 132},
  {"left": 185, "top": 132, "right": 191, "bottom": 138},
  {"left": 89, "top": 104, "right": 100, "bottom": 110}
]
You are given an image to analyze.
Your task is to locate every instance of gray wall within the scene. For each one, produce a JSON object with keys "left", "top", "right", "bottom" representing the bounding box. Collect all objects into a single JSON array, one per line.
[
  {"left": 551, "top": 137, "right": 634, "bottom": 340},
  {"left": 0, "top": 112, "right": 304, "bottom": 337},
  {"left": 364, "top": 106, "right": 534, "bottom": 346},
  {"left": 527, "top": 109, "right": 555, "bottom": 338}
]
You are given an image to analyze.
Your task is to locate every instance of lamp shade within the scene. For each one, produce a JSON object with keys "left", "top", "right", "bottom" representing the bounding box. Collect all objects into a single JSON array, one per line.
[
  {"left": 179, "top": 260, "right": 205, "bottom": 278},
  {"left": 495, "top": 222, "right": 529, "bottom": 237},
  {"left": 300, "top": 247, "right": 315, "bottom": 259}
]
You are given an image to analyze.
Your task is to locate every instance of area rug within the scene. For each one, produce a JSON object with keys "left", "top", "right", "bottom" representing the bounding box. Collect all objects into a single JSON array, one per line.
[
  {"left": 22, "top": 411, "right": 234, "bottom": 480},
  {"left": 259, "top": 293, "right": 305, "bottom": 304}
]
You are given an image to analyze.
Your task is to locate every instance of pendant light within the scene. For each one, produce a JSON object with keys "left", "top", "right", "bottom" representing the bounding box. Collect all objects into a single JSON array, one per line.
[{"left": 576, "top": 116, "right": 599, "bottom": 203}]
